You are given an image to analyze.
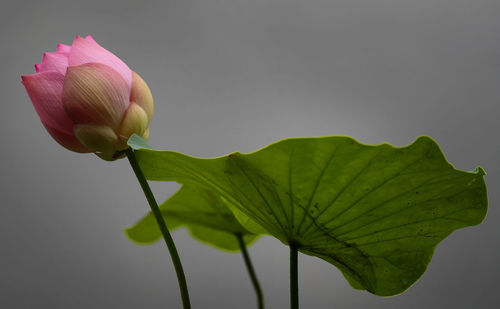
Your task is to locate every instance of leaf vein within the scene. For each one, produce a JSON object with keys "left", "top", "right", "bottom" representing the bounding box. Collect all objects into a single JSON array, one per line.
[{"left": 296, "top": 147, "right": 339, "bottom": 235}]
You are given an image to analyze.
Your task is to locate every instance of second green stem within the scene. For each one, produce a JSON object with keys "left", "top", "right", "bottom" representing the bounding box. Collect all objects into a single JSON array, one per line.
[
  {"left": 290, "top": 243, "right": 299, "bottom": 309},
  {"left": 236, "top": 234, "right": 264, "bottom": 309}
]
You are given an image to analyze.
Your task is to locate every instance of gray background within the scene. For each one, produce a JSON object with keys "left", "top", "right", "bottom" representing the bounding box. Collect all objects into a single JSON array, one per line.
[{"left": 1, "top": 0, "right": 499, "bottom": 308}]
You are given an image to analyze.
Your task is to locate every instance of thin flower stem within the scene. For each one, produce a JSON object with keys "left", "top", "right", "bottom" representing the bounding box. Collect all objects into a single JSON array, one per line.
[
  {"left": 290, "top": 242, "right": 299, "bottom": 309},
  {"left": 236, "top": 234, "right": 264, "bottom": 309},
  {"left": 125, "top": 148, "right": 191, "bottom": 309}
]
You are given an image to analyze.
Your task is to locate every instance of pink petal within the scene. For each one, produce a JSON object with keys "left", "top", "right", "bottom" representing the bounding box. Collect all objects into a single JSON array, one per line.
[
  {"left": 22, "top": 71, "right": 75, "bottom": 135},
  {"left": 57, "top": 43, "right": 72, "bottom": 53},
  {"left": 84, "top": 35, "right": 97, "bottom": 44},
  {"left": 68, "top": 35, "right": 132, "bottom": 91},
  {"left": 43, "top": 123, "right": 91, "bottom": 153},
  {"left": 36, "top": 52, "right": 69, "bottom": 75},
  {"left": 62, "top": 63, "right": 130, "bottom": 128}
]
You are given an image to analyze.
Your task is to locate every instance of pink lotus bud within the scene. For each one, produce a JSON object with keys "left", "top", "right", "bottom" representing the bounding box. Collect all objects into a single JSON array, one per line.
[{"left": 22, "top": 35, "right": 154, "bottom": 161}]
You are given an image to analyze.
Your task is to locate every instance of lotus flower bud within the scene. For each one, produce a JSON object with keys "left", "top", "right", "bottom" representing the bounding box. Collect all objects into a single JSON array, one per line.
[{"left": 22, "top": 35, "right": 154, "bottom": 161}]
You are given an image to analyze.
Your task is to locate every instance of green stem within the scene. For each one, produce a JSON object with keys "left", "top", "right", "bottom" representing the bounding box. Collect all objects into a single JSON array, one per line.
[
  {"left": 236, "top": 234, "right": 264, "bottom": 309},
  {"left": 125, "top": 148, "right": 191, "bottom": 309},
  {"left": 290, "top": 243, "right": 299, "bottom": 309}
]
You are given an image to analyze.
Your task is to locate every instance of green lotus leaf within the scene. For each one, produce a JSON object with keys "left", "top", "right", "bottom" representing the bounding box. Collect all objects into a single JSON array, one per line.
[
  {"left": 128, "top": 134, "right": 487, "bottom": 296},
  {"left": 126, "top": 184, "right": 259, "bottom": 251}
]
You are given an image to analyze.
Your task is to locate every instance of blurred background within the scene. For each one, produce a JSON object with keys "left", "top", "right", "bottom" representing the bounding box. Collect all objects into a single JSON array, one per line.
[{"left": 1, "top": 0, "right": 499, "bottom": 308}]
